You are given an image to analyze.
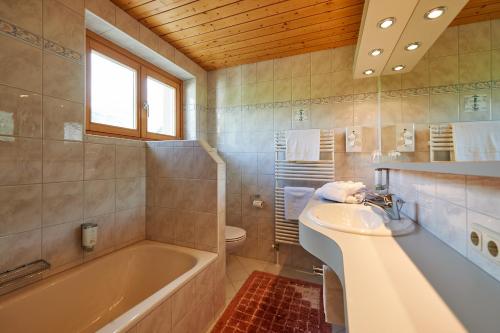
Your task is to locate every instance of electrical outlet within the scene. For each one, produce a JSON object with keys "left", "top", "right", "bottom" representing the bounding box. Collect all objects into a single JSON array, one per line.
[
  {"left": 469, "top": 225, "right": 482, "bottom": 251},
  {"left": 483, "top": 233, "right": 500, "bottom": 262}
]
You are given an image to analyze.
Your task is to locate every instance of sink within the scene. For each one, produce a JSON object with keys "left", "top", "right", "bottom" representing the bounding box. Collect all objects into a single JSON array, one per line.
[{"left": 306, "top": 203, "right": 415, "bottom": 236}]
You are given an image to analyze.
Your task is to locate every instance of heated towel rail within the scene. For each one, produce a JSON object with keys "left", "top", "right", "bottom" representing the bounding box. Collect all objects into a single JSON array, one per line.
[
  {"left": 430, "top": 124, "right": 454, "bottom": 162},
  {"left": 274, "top": 129, "right": 335, "bottom": 245}
]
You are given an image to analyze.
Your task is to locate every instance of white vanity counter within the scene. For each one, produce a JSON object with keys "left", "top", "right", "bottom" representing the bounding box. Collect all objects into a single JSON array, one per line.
[{"left": 299, "top": 195, "right": 500, "bottom": 333}]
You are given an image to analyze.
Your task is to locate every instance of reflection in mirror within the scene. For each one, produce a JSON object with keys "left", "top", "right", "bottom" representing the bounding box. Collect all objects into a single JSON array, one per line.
[{"left": 379, "top": 20, "right": 500, "bottom": 163}]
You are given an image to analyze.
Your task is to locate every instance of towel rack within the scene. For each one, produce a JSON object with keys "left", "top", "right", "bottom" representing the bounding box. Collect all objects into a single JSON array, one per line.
[
  {"left": 274, "top": 129, "right": 335, "bottom": 245},
  {"left": 430, "top": 124, "right": 454, "bottom": 162}
]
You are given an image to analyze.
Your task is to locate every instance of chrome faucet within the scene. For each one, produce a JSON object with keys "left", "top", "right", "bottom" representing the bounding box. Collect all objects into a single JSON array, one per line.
[{"left": 363, "top": 193, "right": 405, "bottom": 220}]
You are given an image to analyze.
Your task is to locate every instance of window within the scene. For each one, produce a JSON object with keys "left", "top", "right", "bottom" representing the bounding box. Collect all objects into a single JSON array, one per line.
[{"left": 86, "top": 33, "right": 182, "bottom": 140}]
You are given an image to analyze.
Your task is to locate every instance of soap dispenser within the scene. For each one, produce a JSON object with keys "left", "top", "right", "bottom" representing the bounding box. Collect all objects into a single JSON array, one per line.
[{"left": 82, "top": 223, "right": 98, "bottom": 251}]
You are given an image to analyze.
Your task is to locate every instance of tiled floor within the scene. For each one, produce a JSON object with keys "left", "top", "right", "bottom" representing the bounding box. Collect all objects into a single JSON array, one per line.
[{"left": 225, "top": 255, "right": 322, "bottom": 308}]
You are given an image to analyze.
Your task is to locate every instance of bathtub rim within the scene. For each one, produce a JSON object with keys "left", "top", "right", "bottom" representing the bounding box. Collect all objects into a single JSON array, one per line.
[{"left": 97, "top": 240, "right": 218, "bottom": 333}]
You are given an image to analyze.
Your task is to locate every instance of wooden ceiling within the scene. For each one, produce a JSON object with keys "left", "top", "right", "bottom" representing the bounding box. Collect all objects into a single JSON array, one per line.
[{"left": 112, "top": 0, "right": 500, "bottom": 70}]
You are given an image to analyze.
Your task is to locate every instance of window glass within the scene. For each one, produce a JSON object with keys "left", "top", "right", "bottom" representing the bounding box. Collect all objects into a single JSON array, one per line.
[
  {"left": 146, "top": 76, "right": 176, "bottom": 136},
  {"left": 90, "top": 50, "right": 137, "bottom": 129}
]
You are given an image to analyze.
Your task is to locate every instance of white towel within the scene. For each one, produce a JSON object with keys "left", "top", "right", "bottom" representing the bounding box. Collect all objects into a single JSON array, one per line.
[
  {"left": 285, "top": 129, "right": 320, "bottom": 161},
  {"left": 322, "top": 265, "right": 345, "bottom": 326},
  {"left": 453, "top": 121, "right": 500, "bottom": 161},
  {"left": 317, "top": 181, "right": 366, "bottom": 203},
  {"left": 284, "top": 187, "right": 315, "bottom": 220}
]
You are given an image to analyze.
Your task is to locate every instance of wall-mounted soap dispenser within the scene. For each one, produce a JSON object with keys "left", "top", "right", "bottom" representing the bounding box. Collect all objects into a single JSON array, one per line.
[
  {"left": 82, "top": 223, "right": 98, "bottom": 251},
  {"left": 345, "top": 126, "right": 363, "bottom": 152},
  {"left": 396, "top": 123, "right": 415, "bottom": 152}
]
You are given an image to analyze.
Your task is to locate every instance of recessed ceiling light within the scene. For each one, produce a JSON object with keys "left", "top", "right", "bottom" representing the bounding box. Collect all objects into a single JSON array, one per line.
[
  {"left": 405, "top": 42, "right": 421, "bottom": 51},
  {"left": 363, "top": 69, "right": 375, "bottom": 75},
  {"left": 425, "top": 6, "right": 446, "bottom": 20},
  {"left": 369, "top": 48, "right": 383, "bottom": 56},
  {"left": 377, "top": 17, "right": 396, "bottom": 29},
  {"left": 392, "top": 65, "right": 405, "bottom": 71}
]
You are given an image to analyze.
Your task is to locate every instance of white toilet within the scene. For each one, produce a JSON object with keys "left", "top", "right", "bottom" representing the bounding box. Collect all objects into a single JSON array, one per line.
[{"left": 225, "top": 226, "right": 246, "bottom": 253}]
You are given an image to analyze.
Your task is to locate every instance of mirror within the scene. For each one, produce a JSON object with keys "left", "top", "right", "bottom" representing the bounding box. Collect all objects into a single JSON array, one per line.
[{"left": 379, "top": 22, "right": 500, "bottom": 163}]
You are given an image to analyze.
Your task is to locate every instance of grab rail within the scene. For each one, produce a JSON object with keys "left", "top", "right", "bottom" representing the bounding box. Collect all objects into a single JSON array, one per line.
[{"left": 0, "top": 259, "right": 50, "bottom": 296}]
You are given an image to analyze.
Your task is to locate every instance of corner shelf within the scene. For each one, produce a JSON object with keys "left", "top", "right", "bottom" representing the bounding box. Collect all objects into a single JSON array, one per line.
[{"left": 373, "top": 161, "right": 500, "bottom": 178}]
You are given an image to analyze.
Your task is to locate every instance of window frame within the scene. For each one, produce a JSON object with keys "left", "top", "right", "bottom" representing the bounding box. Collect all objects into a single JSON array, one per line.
[{"left": 85, "top": 31, "right": 183, "bottom": 140}]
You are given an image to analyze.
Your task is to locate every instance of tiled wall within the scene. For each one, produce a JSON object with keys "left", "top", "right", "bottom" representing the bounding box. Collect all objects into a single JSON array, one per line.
[
  {"left": 391, "top": 170, "right": 500, "bottom": 282},
  {"left": 207, "top": 19, "right": 500, "bottom": 266},
  {"left": 145, "top": 140, "right": 225, "bottom": 254}
]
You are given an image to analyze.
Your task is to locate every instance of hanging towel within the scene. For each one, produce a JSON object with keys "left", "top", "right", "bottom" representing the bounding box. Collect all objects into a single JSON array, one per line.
[
  {"left": 285, "top": 129, "right": 320, "bottom": 161},
  {"left": 284, "top": 187, "right": 315, "bottom": 220},
  {"left": 323, "top": 265, "right": 345, "bottom": 326},
  {"left": 316, "top": 181, "right": 366, "bottom": 203},
  {"left": 452, "top": 121, "right": 500, "bottom": 161}
]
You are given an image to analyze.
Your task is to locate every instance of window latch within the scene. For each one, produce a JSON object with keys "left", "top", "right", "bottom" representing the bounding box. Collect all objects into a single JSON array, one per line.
[{"left": 143, "top": 102, "right": 149, "bottom": 117}]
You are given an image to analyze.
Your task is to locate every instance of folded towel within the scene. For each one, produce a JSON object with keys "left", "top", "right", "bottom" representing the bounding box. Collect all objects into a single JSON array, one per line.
[
  {"left": 285, "top": 129, "right": 320, "bottom": 161},
  {"left": 284, "top": 187, "right": 315, "bottom": 220},
  {"left": 452, "top": 121, "right": 500, "bottom": 161},
  {"left": 323, "top": 265, "right": 345, "bottom": 326},
  {"left": 317, "top": 181, "right": 366, "bottom": 203}
]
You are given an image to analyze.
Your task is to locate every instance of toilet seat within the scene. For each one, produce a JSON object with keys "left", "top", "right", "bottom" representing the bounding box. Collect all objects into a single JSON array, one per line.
[{"left": 225, "top": 226, "right": 246, "bottom": 253}]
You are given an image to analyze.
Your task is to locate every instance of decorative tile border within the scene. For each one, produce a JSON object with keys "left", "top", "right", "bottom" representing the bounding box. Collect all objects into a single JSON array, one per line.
[
  {"left": 0, "top": 18, "right": 82, "bottom": 63},
  {"left": 209, "top": 79, "right": 500, "bottom": 113}
]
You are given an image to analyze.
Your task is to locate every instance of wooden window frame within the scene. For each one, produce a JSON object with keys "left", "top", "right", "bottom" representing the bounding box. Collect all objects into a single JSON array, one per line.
[{"left": 86, "top": 31, "right": 183, "bottom": 140}]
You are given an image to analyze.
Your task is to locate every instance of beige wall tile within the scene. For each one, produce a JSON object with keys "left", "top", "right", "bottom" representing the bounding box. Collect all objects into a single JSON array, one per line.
[
  {"left": 380, "top": 97, "right": 402, "bottom": 125},
  {"left": 241, "top": 83, "right": 256, "bottom": 105},
  {"left": 85, "top": 0, "right": 115, "bottom": 24},
  {"left": 492, "top": 49, "right": 500, "bottom": 80},
  {"left": 353, "top": 77, "right": 377, "bottom": 94},
  {"left": 0, "top": 86, "right": 42, "bottom": 138},
  {"left": 353, "top": 100, "right": 377, "bottom": 126},
  {"left": 58, "top": 0, "right": 84, "bottom": 15},
  {"left": 0, "top": 229, "right": 41, "bottom": 272},
  {"left": 256, "top": 60, "right": 273, "bottom": 82},
  {"left": 43, "top": 0, "right": 84, "bottom": 54},
  {"left": 380, "top": 74, "right": 402, "bottom": 91},
  {"left": 435, "top": 174, "right": 466, "bottom": 207},
  {"left": 84, "top": 143, "right": 115, "bottom": 180},
  {"left": 332, "top": 69, "right": 354, "bottom": 96},
  {"left": 241, "top": 63, "right": 256, "bottom": 84},
  {"left": 139, "top": 24, "right": 159, "bottom": 51},
  {"left": 42, "top": 96, "right": 83, "bottom": 141},
  {"left": 116, "top": 145, "right": 146, "bottom": 178},
  {"left": 116, "top": 177, "right": 146, "bottom": 211},
  {"left": 115, "top": 7, "right": 140, "bottom": 40},
  {"left": 429, "top": 55, "right": 458, "bottom": 86},
  {"left": 429, "top": 26, "right": 458, "bottom": 58},
  {"left": 459, "top": 51, "right": 491, "bottom": 83},
  {"left": 42, "top": 220, "right": 82, "bottom": 268},
  {"left": 273, "top": 79, "right": 291, "bottom": 102},
  {"left": 467, "top": 176, "right": 500, "bottom": 218},
  {"left": 0, "top": 184, "right": 41, "bottom": 235},
  {"left": 292, "top": 76, "right": 310, "bottom": 101},
  {"left": 226, "top": 66, "right": 241, "bottom": 86},
  {"left": 146, "top": 206, "right": 175, "bottom": 242},
  {"left": 429, "top": 93, "right": 459, "bottom": 123},
  {"left": 0, "top": 137, "right": 42, "bottom": 185},
  {"left": 0, "top": 35, "right": 42, "bottom": 93},
  {"left": 291, "top": 53, "right": 311, "bottom": 78},
  {"left": 311, "top": 73, "right": 331, "bottom": 98},
  {"left": 195, "top": 212, "right": 217, "bottom": 251},
  {"left": 402, "top": 94, "right": 429, "bottom": 123},
  {"left": 84, "top": 179, "right": 115, "bottom": 217},
  {"left": 256, "top": 81, "right": 273, "bottom": 103},
  {"left": 310, "top": 104, "right": 333, "bottom": 129},
  {"left": 172, "top": 278, "right": 196, "bottom": 325},
  {"left": 273, "top": 57, "right": 291, "bottom": 80},
  {"left": 311, "top": 49, "right": 332, "bottom": 74},
  {"left": 0, "top": 0, "right": 42, "bottom": 33},
  {"left": 43, "top": 140, "right": 83, "bottom": 182},
  {"left": 332, "top": 45, "right": 354, "bottom": 72},
  {"left": 43, "top": 52, "right": 84, "bottom": 103},
  {"left": 158, "top": 40, "right": 175, "bottom": 62},
  {"left": 492, "top": 19, "right": 500, "bottom": 50},
  {"left": 332, "top": 101, "right": 354, "bottom": 127},
  {"left": 137, "top": 298, "right": 172, "bottom": 333},
  {"left": 193, "top": 147, "right": 217, "bottom": 180},
  {"left": 115, "top": 206, "right": 145, "bottom": 246},
  {"left": 402, "top": 58, "right": 429, "bottom": 89},
  {"left": 459, "top": 21, "right": 491, "bottom": 54},
  {"left": 492, "top": 88, "right": 500, "bottom": 120},
  {"left": 43, "top": 181, "right": 83, "bottom": 226}
]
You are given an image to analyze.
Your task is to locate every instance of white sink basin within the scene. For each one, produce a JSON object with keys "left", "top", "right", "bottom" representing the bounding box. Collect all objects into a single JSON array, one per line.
[{"left": 306, "top": 203, "right": 415, "bottom": 236}]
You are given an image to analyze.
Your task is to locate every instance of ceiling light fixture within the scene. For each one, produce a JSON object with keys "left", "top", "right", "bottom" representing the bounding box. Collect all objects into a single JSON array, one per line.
[
  {"left": 424, "top": 6, "right": 446, "bottom": 20},
  {"left": 369, "top": 48, "right": 383, "bottom": 56},
  {"left": 363, "top": 69, "right": 375, "bottom": 75},
  {"left": 377, "top": 17, "right": 396, "bottom": 29},
  {"left": 392, "top": 65, "right": 405, "bottom": 71},
  {"left": 404, "top": 42, "right": 421, "bottom": 51}
]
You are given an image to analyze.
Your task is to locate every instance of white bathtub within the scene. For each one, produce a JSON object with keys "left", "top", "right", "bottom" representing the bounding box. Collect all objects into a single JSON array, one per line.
[{"left": 0, "top": 241, "right": 217, "bottom": 333}]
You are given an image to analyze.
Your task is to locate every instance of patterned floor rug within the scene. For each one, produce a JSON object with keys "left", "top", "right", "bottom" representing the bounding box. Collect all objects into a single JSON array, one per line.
[{"left": 212, "top": 271, "right": 331, "bottom": 333}]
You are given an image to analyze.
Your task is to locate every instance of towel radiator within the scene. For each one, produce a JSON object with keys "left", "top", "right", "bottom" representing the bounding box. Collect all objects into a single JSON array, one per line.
[
  {"left": 430, "top": 124, "right": 454, "bottom": 162},
  {"left": 274, "top": 129, "right": 335, "bottom": 245}
]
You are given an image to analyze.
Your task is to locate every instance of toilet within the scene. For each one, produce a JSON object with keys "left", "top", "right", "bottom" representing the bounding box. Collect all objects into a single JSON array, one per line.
[{"left": 225, "top": 226, "right": 246, "bottom": 253}]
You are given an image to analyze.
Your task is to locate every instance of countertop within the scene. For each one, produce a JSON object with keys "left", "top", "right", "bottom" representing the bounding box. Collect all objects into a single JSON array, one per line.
[{"left": 299, "top": 195, "right": 500, "bottom": 333}]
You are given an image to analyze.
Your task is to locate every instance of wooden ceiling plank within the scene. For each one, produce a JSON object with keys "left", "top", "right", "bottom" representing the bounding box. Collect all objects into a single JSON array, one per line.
[
  {"left": 451, "top": 10, "right": 500, "bottom": 26},
  {"left": 179, "top": 4, "right": 363, "bottom": 55},
  {"left": 111, "top": 0, "right": 153, "bottom": 11},
  {"left": 162, "top": 0, "right": 363, "bottom": 42},
  {"left": 193, "top": 23, "right": 359, "bottom": 62},
  {"left": 462, "top": 0, "right": 500, "bottom": 10},
  {"left": 138, "top": 0, "right": 240, "bottom": 26},
  {"left": 202, "top": 30, "right": 358, "bottom": 65},
  {"left": 120, "top": 0, "right": 197, "bottom": 19},
  {"left": 185, "top": 15, "right": 361, "bottom": 59},
  {"left": 453, "top": 2, "right": 500, "bottom": 18},
  {"left": 147, "top": 0, "right": 287, "bottom": 33},
  {"left": 204, "top": 38, "right": 357, "bottom": 69}
]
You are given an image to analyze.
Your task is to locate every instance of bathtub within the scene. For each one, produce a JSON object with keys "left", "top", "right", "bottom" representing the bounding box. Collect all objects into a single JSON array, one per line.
[{"left": 0, "top": 241, "right": 217, "bottom": 333}]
